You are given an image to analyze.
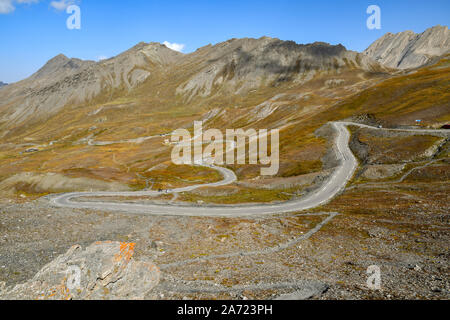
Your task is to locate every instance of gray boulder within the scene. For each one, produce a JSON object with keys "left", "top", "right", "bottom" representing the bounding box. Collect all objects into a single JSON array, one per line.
[{"left": 0, "top": 241, "right": 161, "bottom": 300}]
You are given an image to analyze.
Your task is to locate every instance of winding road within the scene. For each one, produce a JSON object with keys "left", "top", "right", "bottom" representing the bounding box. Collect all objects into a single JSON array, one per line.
[{"left": 49, "top": 122, "right": 449, "bottom": 217}]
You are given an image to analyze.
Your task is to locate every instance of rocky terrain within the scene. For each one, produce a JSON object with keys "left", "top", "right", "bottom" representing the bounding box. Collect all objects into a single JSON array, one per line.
[
  {"left": 0, "top": 241, "right": 160, "bottom": 300},
  {"left": 0, "top": 171, "right": 448, "bottom": 300},
  {"left": 363, "top": 25, "right": 450, "bottom": 69},
  {"left": 0, "top": 25, "right": 448, "bottom": 300}
]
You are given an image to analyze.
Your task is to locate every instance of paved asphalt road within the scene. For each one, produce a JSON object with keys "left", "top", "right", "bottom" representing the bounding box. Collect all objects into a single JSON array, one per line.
[{"left": 49, "top": 122, "right": 448, "bottom": 217}]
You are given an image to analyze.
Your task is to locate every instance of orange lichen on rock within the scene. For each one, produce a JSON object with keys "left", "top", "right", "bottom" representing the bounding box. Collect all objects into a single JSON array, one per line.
[{"left": 115, "top": 242, "right": 136, "bottom": 262}]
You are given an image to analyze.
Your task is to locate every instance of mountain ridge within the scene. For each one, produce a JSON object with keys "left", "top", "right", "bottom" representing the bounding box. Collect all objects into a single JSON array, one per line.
[
  {"left": 0, "top": 26, "right": 447, "bottom": 131},
  {"left": 0, "top": 42, "right": 183, "bottom": 126},
  {"left": 173, "top": 37, "right": 382, "bottom": 101},
  {"left": 0, "top": 29, "right": 447, "bottom": 199},
  {"left": 363, "top": 25, "right": 450, "bottom": 69}
]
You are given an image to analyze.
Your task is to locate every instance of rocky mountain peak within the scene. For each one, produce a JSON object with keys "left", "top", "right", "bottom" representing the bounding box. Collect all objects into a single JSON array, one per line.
[
  {"left": 30, "top": 54, "right": 95, "bottom": 81},
  {"left": 363, "top": 25, "right": 450, "bottom": 69},
  {"left": 0, "top": 41, "right": 186, "bottom": 126},
  {"left": 115, "top": 41, "right": 184, "bottom": 66}
]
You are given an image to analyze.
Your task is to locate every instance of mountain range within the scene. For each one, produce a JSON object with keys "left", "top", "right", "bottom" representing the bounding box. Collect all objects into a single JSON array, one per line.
[
  {"left": 1, "top": 39, "right": 381, "bottom": 128},
  {"left": 0, "top": 25, "right": 448, "bottom": 192},
  {"left": 0, "top": 26, "right": 448, "bottom": 132},
  {"left": 0, "top": 17, "right": 449, "bottom": 302}
]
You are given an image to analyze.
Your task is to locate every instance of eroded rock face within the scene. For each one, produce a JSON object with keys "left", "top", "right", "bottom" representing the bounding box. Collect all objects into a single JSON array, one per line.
[
  {"left": 363, "top": 25, "right": 450, "bottom": 69},
  {"left": 0, "top": 241, "right": 160, "bottom": 300}
]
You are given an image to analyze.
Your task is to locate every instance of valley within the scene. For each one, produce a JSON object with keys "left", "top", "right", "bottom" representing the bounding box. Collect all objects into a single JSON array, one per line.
[{"left": 0, "top": 25, "right": 449, "bottom": 300}]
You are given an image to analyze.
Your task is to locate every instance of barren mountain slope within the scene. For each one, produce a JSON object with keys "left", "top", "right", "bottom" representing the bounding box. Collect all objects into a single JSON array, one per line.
[
  {"left": 363, "top": 25, "right": 450, "bottom": 69},
  {"left": 0, "top": 37, "right": 393, "bottom": 195},
  {"left": 0, "top": 37, "right": 387, "bottom": 131},
  {"left": 0, "top": 43, "right": 183, "bottom": 128},
  {"left": 327, "top": 55, "right": 450, "bottom": 126},
  {"left": 174, "top": 37, "right": 383, "bottom": 101},
  {"left": 0, "top": 28, "right": 449, "bottom": 301},
  {"left": 1, "top": 36, "right": 449, "bottom": 199}
]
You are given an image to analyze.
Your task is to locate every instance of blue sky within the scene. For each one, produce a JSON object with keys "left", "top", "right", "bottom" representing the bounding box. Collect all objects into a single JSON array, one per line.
[{"left": 1, "top": 0, "right": 449, "bottom": 83}]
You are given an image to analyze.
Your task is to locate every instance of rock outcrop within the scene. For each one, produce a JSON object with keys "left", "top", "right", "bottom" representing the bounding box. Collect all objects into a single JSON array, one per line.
[
  {"left": 363, "top": 25, "right": 450, "bottom": 69},
  {"left": 0, "top": 241, "right": 161, "bottom": 300}
]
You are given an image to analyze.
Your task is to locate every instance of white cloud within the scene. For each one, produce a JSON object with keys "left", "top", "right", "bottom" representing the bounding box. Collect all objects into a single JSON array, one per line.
[
  {"left": 50, "top": 0, "right": 77, "bottom": 11},
  {"left": 0, "top": 0, "right": 81, "bottom": 14},
  {"left": 0, "top": 0, "right": 40, "bottom": 14},
  {"left": 97, "top": 55, "right": 108, "bottom": 61},
  {"left": 163, "top": 41, "right": 185, "bottom": 53},
  {"left": 0, "top": 0, "right": 15, "bottom": 14}
]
